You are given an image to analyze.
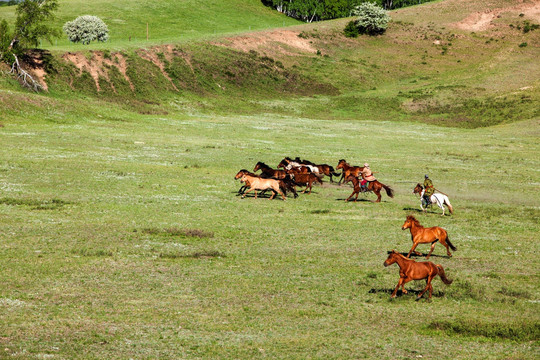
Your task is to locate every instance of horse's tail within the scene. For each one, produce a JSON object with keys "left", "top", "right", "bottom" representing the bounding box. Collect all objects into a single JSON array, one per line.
[
  {"left": 328, "top": 166, "right": 341, "bottom": 178},
  {"left": 445, "top": 198, "right": 454, "bottom": 214},
  {"left": 382, "top": 183, "right": 394, "bottom": 198},
  {"left": 446, "top": 234, "right": 457, "bottom": 252},
  {"left": 436, "top": 264, "right": 453, "bottom": 285}
]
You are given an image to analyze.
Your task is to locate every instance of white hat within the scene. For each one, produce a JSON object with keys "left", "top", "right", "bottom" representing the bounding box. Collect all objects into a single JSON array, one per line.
[{"left": 364, "top": 163, "right": 369, "bottom": 167}]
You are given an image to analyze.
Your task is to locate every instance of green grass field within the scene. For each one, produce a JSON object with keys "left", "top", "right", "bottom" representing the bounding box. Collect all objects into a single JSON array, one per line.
[{"left": 0, "top": 0, "right": 539, "bottom": 358}]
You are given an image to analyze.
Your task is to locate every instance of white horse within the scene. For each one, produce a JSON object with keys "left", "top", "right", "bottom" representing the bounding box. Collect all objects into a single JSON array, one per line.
[{"left": 413, "top": 184, "right": 454, "bottom": 216}]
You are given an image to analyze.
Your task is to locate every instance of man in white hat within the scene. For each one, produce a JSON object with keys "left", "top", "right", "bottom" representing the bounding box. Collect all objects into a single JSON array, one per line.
[{"left": 360, "top": 163, "right": 376, "bottom": 191}]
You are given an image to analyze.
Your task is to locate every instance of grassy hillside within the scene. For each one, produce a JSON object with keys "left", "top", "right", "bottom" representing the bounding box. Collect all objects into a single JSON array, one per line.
[
  {"left": 0, "top": 0, "right": 299, "bottom": 50},
  {"left": 2, "top": 0, "right": 539, "bottom": 127}
]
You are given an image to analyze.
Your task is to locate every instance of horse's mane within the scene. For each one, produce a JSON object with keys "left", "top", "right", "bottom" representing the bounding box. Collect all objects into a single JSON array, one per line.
[
  {"left": 406, "top": 215, "right": 421, "bottom": 226},
  {"left": 256, "top": 161, "right": 270, "bottom": 168}
]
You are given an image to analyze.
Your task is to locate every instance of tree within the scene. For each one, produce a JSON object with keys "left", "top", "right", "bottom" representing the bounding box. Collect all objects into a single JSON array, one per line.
[
  {"left": 351, "top": 2, "right": 390, "bottom": 35},
  {"left": 0, "top": 0, "right": 60, "bottom": 91},
  {"left": 63, "top": 15, "right": 109, "bottom": 45}
]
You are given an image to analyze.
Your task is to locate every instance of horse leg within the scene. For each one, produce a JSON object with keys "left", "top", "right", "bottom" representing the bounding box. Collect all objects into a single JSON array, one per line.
[
  {"left": 268, "top": 190, "right": 275, "bottom": 200},
  {"left": 308, "top": 181, "right": 312, "bottom": 194},
  {"left": 416, "top": 275, "right": 435, "bottom": 300},
  {"left": 426, "top": 242, "right": 437, "bottom": 259},
  {"left": 241, "top": 187, "right": 254, "bottom": 199},
  {"left": 375, "top": 189, "right": 381, "bottom": 203},
  {"left": 407, "top": 242, "right": 420, "bottom": 258},
  {"left": 391, "top": 277, "right": 406, "bottom": 298}
]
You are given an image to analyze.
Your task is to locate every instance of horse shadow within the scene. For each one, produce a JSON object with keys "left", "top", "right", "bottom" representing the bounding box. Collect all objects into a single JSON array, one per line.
[
  {"left": 402, "top": 206, "right": 423, "bottom": 213},
  {"left": 388, "top": 250, "right": 450, "bottom": 259},
  {"left": 368, "top": 287, "right": 445, "bottom": 299}
]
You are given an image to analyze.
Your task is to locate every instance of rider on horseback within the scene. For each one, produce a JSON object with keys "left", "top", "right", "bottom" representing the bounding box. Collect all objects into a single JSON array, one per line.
[
  {"left": 423, "top": 174, "right": 434, "bottom": 205},
  {"left": 360, "top": 163, "right": 376, "bottom": 191}
]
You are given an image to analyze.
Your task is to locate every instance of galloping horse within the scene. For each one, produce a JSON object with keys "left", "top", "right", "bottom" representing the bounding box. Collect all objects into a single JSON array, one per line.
[
  {"left": 343, "top": 175, "right": 394, "bottom": 203},
  {"left": 413, "top": 184, "right": 454, "bottom": 216},
  {"left": 287, "top": 170, "right": 323, "bottom": 194},
  {"left": 384, "top": 250, "right": 453, "bottom": 300},
  {"left": 401, "top": 215, "right": 456, "bottom": 258},
  {"left": 240, "top": 174, "right": 286, "bottom": 200},
  {"left": 336, "top": 159, "right": 363, "bottom": 184},
  {"left": 254, "top": 162, "right": 288, "bottom": 179},
  {"left": 235, "top": 169, "right": 257, "bottom": 195}
]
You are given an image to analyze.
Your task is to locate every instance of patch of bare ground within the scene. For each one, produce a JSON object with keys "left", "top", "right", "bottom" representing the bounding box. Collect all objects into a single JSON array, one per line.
[
  {"left": 137, "top": 45, "right": 195, "bottom": 92},
  {"left": 62, "top": 51, "right": 134, "bottom": 93},
  {"left": 216, "top": 29, "right": 317, "bottom": 56},
  {"left": 453, "top": 0, "right": 540, "bottom": 31}
]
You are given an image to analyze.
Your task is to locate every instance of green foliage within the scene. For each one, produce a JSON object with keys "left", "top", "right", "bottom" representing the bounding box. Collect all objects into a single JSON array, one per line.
[
  {"left": 63, "top": 15, "right": 109, "bottom": 45},
  {"left": 344, "top": 20, "right": 360, "bottom": 38},
  {"left": 12, "top": 0, "right": 60, "bottom": 51},
  {"left": 352, "top": 2, "right": 390, "bottom": 35},
  {"left": 263, "top": 0, "right": 436, "bottom": 22}
]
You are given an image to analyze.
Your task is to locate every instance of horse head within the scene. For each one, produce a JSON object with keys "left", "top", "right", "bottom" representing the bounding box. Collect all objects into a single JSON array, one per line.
[
  {"left": 413, "top": 183, "right": 423, "bottom": 195},
  {"left": 336, "top": 159, "right": 347, "bottom": 170},
  {"left": 344, "top": 175, "right": 357, "bottom": 185},
  {"left": 253, "top": 162, "right": 265, "bottom": 172},
  {"left": 402, "top": 215, "right": 418, "bottom": 230},
  {"left": 384, "top": 250, "right": 399, "bottom": 267},
  {"left": 235, "top": 169, "right": 248, "bottom": 180},
  {"left": 277, "top": 159, "right": 287, "bottom": 169}
]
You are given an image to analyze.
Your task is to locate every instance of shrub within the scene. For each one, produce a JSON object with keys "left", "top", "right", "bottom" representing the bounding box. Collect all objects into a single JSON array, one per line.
[
  {"left": 344, "top": 20, "right": 360, "bottom": 38},
  {"left": 351, "top": 2, "right": 390, "bottom": 35},
  {"left": 63, "top": 15, "right": 109, "bottom": 45}
]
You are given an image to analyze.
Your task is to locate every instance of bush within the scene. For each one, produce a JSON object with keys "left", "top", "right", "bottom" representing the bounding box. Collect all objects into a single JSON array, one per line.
[
  {"left": 63, "top": 15, "right": 109, "bottom": 45},
  {"left": 352, "top": 2, "right": 390, "bottom": 35},
  {"left": 344, "top": 20, "right": 360, "bottom": 38}
]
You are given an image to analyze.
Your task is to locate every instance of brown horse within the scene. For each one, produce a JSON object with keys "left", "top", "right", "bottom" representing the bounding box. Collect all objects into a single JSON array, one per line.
[
  {"left": 343, "top": 175, "right": 394, "bottom": 203},
  {"left": 401, "top": 215, "right": 457, "bottom": 258},
  {"left": 253, "top": 162, "right": 288, "bottom": 179},
  {"left": 315, "top": 164, "right": 341, "bottom": 182},
  {"left": 287, "top": 170, "right": 323, "bottom": 194},
  {"left": 240, "top": 174, "right": 286, "bottom": 200},
  {"left": 384, "top": 250, "right": 453, "bottom": 300},
  {"left": 336, "top": 159, "right": 364, "bottom": 184}
]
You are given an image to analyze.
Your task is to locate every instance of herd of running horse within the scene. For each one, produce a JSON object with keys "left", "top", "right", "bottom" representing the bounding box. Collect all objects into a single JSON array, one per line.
[{"left": 234, "top": 157, "right": 457, "bottom": 301}]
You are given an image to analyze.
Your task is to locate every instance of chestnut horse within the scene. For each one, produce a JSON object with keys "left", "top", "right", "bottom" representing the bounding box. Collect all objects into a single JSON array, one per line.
[
  {"left": 240, "top": 174, "right": 286, "bottom": 200},
  {"left": 401, "top": 215, "right": 456, "bottom": 258},
  {"left": 384, "top": 250, "right": 453, "bottom": 300},
  {"left": 336, "top": 159, "right": 363, "bottom": 184},
  {"left": 343, "top": 175, "right": 394, "bottom": 203}
]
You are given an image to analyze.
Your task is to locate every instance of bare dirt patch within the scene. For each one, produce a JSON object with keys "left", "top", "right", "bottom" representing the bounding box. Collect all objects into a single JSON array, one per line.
[
  {"left": 453, "top": 0, "right": 540, "bottom": 31},
  {"left": 62, "top": 51, "right": 134, "bottom": 92},
  {"left": 217, "top": 29, "right": 317, "bottom": 56}
]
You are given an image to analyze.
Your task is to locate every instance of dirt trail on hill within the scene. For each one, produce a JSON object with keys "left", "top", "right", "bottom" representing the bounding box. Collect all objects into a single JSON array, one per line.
[{"left": 454, "top": 0, "right": 540, "bottom": 31}]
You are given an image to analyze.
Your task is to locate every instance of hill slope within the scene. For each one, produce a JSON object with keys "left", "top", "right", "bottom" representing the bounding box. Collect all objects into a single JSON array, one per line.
[{"left": 0, "top": 0, "right": 539, "bottom": 128}]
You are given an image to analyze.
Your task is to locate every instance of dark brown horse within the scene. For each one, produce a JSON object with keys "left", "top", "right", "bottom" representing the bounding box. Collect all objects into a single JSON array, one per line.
[
  {"left": 384, "top": 250, "right": 453, "bottom": 300},
  {"left": 401, "top": 215, "right": 456, "bottom": 258},
  {"left": 254, "top": 162, "right": 288, "bottom": 179},
  {"left": 336, "top": 159, "right": 364, "bottom": 184},
  {"left": 343, "top": 175, "right": 394, "bottom": 203}
]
